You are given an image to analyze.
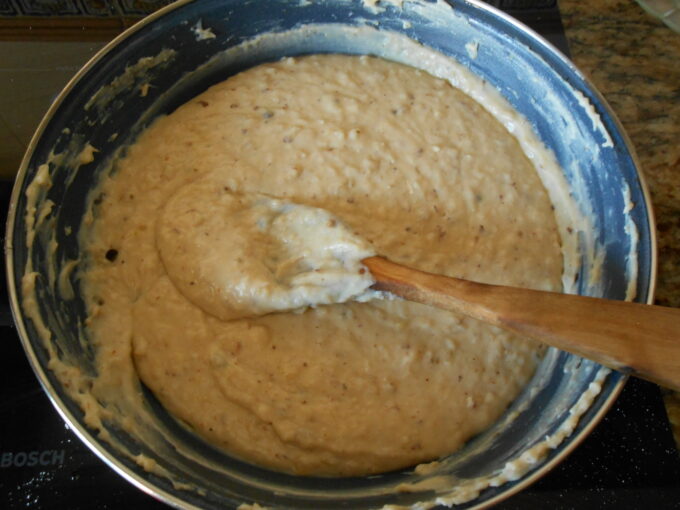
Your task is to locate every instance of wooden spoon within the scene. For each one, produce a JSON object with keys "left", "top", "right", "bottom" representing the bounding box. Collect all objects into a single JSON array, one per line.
[{"left": 363, "top": 256, "right": 680, "bottom": 391}]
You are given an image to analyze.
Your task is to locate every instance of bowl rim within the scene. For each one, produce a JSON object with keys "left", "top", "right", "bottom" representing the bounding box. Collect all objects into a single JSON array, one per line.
[{"left": 4, "top": 0, "right": 658, "bottom": 508}]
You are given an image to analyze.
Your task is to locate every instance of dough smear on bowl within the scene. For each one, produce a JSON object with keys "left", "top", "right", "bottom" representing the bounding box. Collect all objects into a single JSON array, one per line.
[{"left": 82, "top": 54, "right": 563, "bottom": 476}]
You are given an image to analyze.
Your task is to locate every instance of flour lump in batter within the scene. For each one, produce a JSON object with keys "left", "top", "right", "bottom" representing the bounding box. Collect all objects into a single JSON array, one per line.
[{"left": 81, "top": 54, "right": 564, "bottom": 476}]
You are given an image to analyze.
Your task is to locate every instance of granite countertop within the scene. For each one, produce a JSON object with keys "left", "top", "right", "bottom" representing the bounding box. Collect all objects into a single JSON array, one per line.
[{"left": 559, "top": 0, "right": 680, "bottom": 443}]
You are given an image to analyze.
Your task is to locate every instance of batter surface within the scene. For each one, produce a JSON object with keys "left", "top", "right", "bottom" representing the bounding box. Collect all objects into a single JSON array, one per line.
[
  {"left": 157, "top": 188, "right": 378, "bottom": 321},
  {"left": 82, "top": 55, "right": 563, "bottom": 476}
]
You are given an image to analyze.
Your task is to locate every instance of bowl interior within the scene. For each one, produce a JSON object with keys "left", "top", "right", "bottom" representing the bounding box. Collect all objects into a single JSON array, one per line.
[{"left": 7, "top": 1, "right": 653, "bottom": 509}]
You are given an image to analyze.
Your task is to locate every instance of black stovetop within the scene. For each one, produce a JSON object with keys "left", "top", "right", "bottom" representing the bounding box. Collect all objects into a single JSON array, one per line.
[{"left": 2, "top": 1, "right": 680, "bottom": 508}]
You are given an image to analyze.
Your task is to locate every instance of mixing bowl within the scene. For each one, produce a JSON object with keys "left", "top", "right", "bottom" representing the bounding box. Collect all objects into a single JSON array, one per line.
[{"left": 5, "top": 0, "right": 655, "bottom": 508}]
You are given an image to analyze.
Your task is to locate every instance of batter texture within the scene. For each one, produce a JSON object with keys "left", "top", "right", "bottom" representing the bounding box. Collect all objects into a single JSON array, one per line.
[
  {"left": 157, "top": 188, "right": 378, "bottom": 321},
  {"left": 82, "top": 55, "right": 563, "bottom": 476}
]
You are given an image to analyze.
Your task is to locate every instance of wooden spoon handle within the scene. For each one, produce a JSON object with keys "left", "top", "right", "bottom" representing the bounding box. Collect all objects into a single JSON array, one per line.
[{"left": 363, "top": 256, "right": 680, "bottom": 391}]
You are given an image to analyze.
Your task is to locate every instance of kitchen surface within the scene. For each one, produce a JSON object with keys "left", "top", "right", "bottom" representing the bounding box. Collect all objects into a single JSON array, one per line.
[{"left": 1, "top": 0, "right": 679, "bottom": 508}]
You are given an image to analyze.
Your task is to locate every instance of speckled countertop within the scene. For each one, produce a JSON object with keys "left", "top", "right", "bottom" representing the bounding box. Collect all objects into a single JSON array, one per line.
[{"left": 559, "top": 0, "right": 680, "bottom": 445}]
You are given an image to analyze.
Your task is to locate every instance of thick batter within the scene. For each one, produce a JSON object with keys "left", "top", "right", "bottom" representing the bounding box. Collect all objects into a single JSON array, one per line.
[
  {"left": 81, "top": 55, "right": 563, "bottom": 476},
  {"left": 157, "top": 188, "right": 378, "bottom": 320}
]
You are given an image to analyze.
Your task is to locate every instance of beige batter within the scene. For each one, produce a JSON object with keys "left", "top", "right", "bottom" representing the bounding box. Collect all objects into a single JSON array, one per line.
[
  {"left": 157, "top": 188, "right": 378, "bottom": 321},
  {"left": 81, "top": 54, "right": 563, "bottom": 477}
]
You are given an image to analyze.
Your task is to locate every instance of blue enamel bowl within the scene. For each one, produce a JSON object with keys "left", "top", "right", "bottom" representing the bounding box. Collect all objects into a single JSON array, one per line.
[{"left": 6, "top": 0, "right": 655, "bottom": 508}]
